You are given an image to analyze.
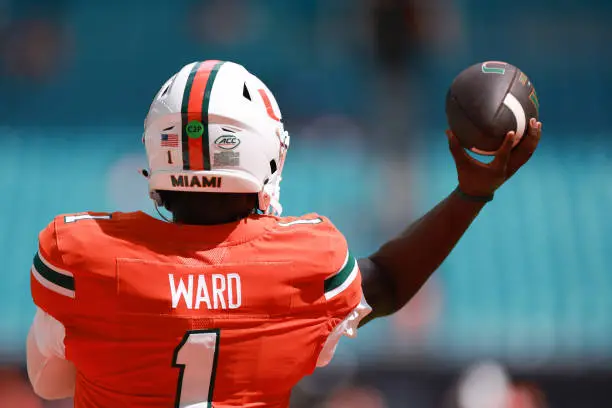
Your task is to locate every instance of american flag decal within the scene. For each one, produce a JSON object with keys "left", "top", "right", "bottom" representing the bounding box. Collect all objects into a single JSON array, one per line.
[{"left": 161, "top": 133, "right": 179, "bottom": 147}]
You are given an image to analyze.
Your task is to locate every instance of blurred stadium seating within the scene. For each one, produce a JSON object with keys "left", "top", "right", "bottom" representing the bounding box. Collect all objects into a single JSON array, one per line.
[{"left": 1, "top": 0, "right": 611, "bottom": 407}]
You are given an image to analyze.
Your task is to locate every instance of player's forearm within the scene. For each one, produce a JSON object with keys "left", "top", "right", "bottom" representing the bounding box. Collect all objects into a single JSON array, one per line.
[{"left": 364, "top": 188, "right": 486, "bottom": 318}]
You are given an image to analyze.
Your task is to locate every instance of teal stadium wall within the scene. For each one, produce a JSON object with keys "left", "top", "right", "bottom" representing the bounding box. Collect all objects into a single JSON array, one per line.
[{"left": 2, "top": 128, "right": 611, "bottom": 370}]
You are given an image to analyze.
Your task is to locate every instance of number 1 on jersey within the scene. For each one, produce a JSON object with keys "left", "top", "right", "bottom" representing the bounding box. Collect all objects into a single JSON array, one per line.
[{"left": 173, "top": 329, "right": 220, "bottom": 408}]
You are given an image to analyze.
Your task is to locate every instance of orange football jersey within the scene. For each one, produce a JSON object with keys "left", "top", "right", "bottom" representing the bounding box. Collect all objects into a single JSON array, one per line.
[{"left": 30, "top": 211, "right": 369, "bottom": 408}]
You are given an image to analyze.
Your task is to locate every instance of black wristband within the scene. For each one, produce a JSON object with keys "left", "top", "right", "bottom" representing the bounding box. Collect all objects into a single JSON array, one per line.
[{"left": 454, "top": 186, "right": 494, "bottom": 203}]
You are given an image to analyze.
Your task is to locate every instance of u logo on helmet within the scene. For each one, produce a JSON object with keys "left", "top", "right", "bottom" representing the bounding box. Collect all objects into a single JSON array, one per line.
[{"left": 258, "top": 89, "right": 281, "bottom": 122}]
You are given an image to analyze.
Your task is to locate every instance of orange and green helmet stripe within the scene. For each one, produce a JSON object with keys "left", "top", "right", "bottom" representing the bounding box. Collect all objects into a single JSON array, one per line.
[{"left": 181, "top": 60, "right": 226, "bottom": 170}]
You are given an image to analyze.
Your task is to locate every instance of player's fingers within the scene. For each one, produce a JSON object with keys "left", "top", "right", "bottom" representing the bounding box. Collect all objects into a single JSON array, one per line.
[
  {"left": 492, "top": 131, "right": 515, "bottom": 167},
  {"left": 446, "top": 129, "right": 458, "bottom": 150},
  {"left": 529, "top": 119, "right": 542, "bottom": 149},
  {"left": 506, "top": 119, "right": 542, "bottom": 177},
  {"left": 533, "top": 120, "right": 542, "bottom": 143},
  {"left": 527, "top": 118, "right": 541, "bottom": 139},
  {"left": 446, "top": 130, "right": 472, "bottom": 165},
  {"left": 516, "top": 118, "right": 542, "bottom": 156}
]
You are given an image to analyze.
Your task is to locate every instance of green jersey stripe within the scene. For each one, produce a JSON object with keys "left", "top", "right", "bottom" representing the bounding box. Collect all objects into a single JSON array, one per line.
[
  {"left": 201, "top": 61, "right": 225, "bottom": 170},
  {"left": 324, "top": 251, "right": 356, "bottom": 294},
  {"left": 33, "top": 252, "right": 75, "bottom": 291},
  {"left": 181, "top": 62, "right": 202, "bottom": 170}
]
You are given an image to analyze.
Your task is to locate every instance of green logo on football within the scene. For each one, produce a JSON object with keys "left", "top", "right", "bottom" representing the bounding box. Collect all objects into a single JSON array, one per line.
[
  {"left": 186, "top": 120, "right": 204, "bottom": 139},
  {"left": 481, "top": 61, "right": 506, "bottom": 75},
  {"left": 529, "top": 89, "right": 540, "bottom": 113}
]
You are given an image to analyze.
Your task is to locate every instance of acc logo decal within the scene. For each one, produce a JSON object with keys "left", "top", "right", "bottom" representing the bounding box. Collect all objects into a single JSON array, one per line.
[
  {"left": 481, "top": 61, "right": 507, "bottom": 75},
  {"left": 214, "top": 135, "right": 241, "bottom": 150}
]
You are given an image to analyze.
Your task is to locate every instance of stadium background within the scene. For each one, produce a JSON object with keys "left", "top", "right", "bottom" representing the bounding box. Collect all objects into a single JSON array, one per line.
[{"left": 1, "top": 0, "right": 611, "bottom": 407}]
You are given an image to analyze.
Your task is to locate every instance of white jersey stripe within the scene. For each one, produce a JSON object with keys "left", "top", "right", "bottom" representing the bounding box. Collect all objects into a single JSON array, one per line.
[
  {"left": 37, "top": 252, "right": 73, "bottom": 277},
  {"left": 278, "top": 218, "right": 322, "bottom": 227}
]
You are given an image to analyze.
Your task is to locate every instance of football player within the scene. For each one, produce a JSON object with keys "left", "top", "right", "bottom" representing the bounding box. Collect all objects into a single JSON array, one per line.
[{"left": 26, "top": 60, "right": 541, "bottom": 407}]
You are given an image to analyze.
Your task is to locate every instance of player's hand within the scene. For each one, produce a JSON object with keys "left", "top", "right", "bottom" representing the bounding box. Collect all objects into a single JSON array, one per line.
[{"left": 447, "top": 118, "right": 542, "bottom": 198}]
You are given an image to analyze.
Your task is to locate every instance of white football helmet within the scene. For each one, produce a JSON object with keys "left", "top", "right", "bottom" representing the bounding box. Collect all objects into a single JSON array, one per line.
[{"left": 142, "top": 60, "right": 290, "bottom": 215}]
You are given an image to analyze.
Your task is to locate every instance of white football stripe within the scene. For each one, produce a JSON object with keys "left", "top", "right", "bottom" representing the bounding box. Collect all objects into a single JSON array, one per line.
[{"left": 503, "top": 93, "right": 526, "bottom": 144}]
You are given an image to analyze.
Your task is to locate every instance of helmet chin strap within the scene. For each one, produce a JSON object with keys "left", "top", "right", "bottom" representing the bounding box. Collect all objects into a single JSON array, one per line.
[
  {"left": 141, "top": 168, "right": 173, "bottom": 223},
  {"left": 154, "top": 200, "right": 172, "bottom": 223},
  {"left": 262, "top": 174, "right": 283, "bottom": 216}
]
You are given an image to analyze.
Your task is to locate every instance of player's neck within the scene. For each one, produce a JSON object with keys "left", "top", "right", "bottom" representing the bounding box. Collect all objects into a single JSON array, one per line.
[
  {"left": 172, "top": 211, "right": 251, "bottom": 226},
  {"left": 163, "top": 192, "right": 258, "bottom": 226}
]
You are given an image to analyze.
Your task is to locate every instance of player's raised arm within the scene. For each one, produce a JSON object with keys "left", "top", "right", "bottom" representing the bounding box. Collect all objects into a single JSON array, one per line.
[{"left": 359, "top": 119, "right": 542, "bottom": 325}]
